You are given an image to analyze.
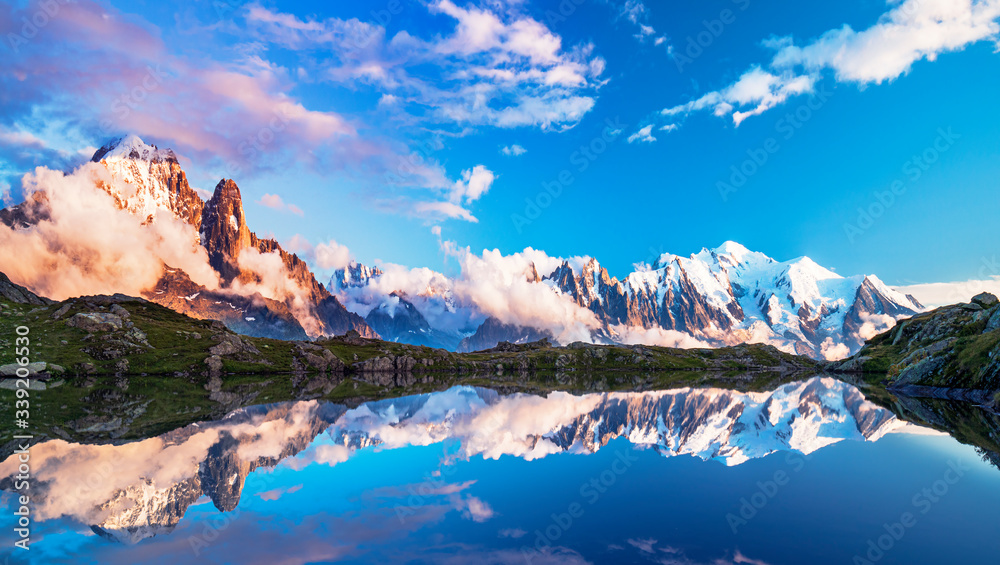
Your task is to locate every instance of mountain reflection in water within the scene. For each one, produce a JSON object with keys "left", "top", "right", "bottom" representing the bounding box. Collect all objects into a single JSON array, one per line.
[{"left": 1, "top": 377, "right": 913, "bottom": 546}]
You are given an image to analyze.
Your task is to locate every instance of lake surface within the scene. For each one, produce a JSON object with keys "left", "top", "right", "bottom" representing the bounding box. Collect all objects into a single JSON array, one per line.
[{"left": 3, "top": 376, "right": 1000, "bottom": 564}]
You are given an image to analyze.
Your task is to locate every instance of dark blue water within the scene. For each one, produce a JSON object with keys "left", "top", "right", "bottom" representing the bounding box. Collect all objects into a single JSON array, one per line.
[{"left": 3, "top": 378, "right": 999, "bottom": 564}]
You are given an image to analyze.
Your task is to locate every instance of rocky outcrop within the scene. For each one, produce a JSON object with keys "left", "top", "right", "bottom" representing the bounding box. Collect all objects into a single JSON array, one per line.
[
  {"left": 0, "top": 271, "right": 53, "bottom": 305},
  {"left": 199, "top": 179, "right": 253, "bottom": 284},
  {"left": 294, "top": 341, "right": 345, "bottom": 372},
  {"left": 832, "top": 292, "right": 1000, "bottom": 394},
  {"left": 143, "top": 267, "right": 309, "bottom": 341},
  {"left": 67, "top": 312, "right": 124, "bottom": 332}
]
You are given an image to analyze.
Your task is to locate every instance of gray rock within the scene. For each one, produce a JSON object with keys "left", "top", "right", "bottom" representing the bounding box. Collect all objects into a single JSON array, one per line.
[
  {"left": 0, "top": 361, "right": 46, "bottom": 377},
  {"left": 988, "top": 308, "right": 1000, "bottom": 332},
  {"left": 205, "top": 355, "right": 223, "bottom": 374},
  {"left": 972, "top": 292, "right": 999, "bottom": 307},
  {"left": 831, "top": 355, "right": 870, "bottom": 372},
  {"left": 125, "top": 327, "right": 149, "bottom": 345},
  {"left": 67, "top": 312, "right": 123, "bottom": 332},
  {"left": 50, "top": 302, "right": 73, "bottom": 320},
  {"left": 209, "top": 333, "right": 260, "bottom": 357},
  {"left": 0, "top": 272, "right": 52, "bottom": 305},
  {"left": 110, "top": 304, "right": 131, "bottom": 319}
]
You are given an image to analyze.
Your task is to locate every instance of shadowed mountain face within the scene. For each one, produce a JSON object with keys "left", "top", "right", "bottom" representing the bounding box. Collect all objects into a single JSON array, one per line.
[
  {"left": 0, "top": 135, "right": 375, "bottom": 340},
  {"left": 365, "top": 293, "right": 462, "bottom": 350},
  {"left": 457, "top": 316, "right": 552, "bottom": 353},
  {"left": 0, "top": 377, "right": 912, "bottom": 544}
]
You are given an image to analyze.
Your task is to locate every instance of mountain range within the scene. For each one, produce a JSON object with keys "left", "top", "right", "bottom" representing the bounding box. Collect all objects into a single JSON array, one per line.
[
  {"left": 0, "top": 135, "right": 923, "bottom": 359},
  {"left": 334, "top": 242, "right": 924, "bottom": 359}
]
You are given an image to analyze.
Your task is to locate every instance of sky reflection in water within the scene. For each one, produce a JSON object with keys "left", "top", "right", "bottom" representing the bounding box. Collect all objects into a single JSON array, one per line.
[{"left": 3, "top": 377, "right": 1000, "bottom": 565}]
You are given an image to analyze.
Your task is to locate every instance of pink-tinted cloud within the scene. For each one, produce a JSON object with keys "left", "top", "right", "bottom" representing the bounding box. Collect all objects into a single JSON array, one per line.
[
  {"left": 257, "top": 193, "right": 305, "bottom": 216},
  {"left": 256, "top": 484, "right": 303, "bottom": 501}
]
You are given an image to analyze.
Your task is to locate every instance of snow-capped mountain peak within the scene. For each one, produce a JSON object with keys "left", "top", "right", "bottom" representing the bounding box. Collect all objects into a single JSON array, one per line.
[
  {"left": 88, "top": 134, "right": 201, "bottom": 226},
  {"left": 91, "top": 134, "right": 176, "bottom": 164}
]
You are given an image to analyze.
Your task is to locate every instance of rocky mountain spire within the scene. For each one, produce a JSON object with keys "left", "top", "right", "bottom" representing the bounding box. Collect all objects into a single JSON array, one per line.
[
  {"left": 87, "top": 136, "right": 376, "bottom": 339},
  {"left": 200, "top": 179, "right": 253, "bottom": 284}
]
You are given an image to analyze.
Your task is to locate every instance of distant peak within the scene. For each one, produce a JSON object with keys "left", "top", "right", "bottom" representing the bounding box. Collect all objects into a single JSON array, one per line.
[
  {"left": 699, "top": 241, "right": 777, "bottom": 269},
  {"left": 91, "top": 134, "right": 176, "bottom": 163},
  {"left": 714, "top": 241, "right": 750, "bottom": 256},
  {"left": 783, "top": 255, "right": 843, "bottom": 281}
]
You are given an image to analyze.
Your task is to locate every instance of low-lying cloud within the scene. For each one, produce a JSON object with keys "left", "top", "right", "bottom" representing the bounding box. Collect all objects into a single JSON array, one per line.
[{"left": 0, "top": 164, "right": 219, "bottom": 300}]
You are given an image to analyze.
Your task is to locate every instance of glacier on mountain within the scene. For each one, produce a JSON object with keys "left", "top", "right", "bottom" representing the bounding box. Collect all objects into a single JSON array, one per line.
[{"left": 332, "top": 241, "right": 923, "bottom": 359}]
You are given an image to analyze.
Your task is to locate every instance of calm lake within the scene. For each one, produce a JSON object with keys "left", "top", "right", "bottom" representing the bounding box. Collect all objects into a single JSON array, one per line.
[{"left": 3, "top": 376, "right": 1000, "bottom": 564}]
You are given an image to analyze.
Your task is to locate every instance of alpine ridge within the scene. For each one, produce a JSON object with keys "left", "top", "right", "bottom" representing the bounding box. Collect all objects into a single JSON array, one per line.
[
  {"left": 334, "top": 242, "right": 924, "bottom": 359},
  {"left": 0, "top": 135, "right": 921, "bottom": 354}
]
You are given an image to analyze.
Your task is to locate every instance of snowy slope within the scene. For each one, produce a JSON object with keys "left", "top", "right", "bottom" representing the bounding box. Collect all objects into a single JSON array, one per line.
[
  {"left": 334, "top": 241, "right": 923, "bottom": 358},
  {"left": 91, "top": 134, "right": 203, "bottom": 226}
]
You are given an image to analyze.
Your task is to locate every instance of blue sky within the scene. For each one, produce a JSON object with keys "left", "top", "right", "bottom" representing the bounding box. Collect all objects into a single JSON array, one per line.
[{"left": 1, "top": 0, "right": 999, "bottom": 290}]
